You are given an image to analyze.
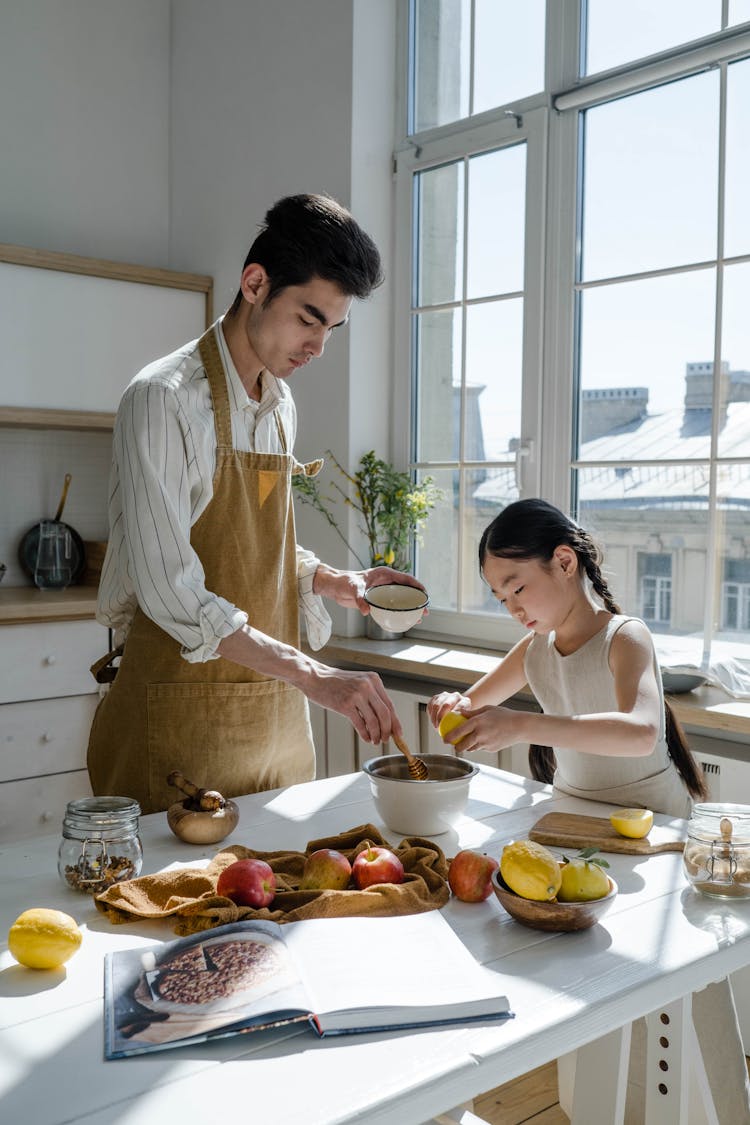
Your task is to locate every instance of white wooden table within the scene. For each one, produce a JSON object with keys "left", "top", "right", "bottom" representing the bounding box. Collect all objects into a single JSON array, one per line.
[{"left": 2, "top": 765, "right": 749, "bottom": 1125}]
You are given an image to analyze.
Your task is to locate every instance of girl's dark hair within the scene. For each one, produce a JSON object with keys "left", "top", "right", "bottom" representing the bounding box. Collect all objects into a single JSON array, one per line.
[
  {"left": 229, "top": 193, "right": 383, "bottom": 312},
  {"left": 480, "top": 499, "right": 708, "bottom": 801}
]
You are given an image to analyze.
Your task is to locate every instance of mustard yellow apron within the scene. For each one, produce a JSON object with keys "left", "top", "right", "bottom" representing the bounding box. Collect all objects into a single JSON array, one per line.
[{"left": 87, "top": 327, "right": 316, "bottom": 814}]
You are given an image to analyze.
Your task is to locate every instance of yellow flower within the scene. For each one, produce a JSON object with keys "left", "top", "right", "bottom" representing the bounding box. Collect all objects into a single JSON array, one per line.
[{"left": 384, "top": 549, "right": 395, "bottom": 565}]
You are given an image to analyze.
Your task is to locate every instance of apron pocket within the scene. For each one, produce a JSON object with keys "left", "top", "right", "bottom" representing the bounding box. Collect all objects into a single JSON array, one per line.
[{"left": 147, "top": 680, "right": 315, "bottom": 812}]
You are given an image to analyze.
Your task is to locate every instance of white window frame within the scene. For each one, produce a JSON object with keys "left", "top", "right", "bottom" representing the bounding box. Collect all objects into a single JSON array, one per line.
[{"left": 394, "top": 1, "right": 750, "bottom": 654}]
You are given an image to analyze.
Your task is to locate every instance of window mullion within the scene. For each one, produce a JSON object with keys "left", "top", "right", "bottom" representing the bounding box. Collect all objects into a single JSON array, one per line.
[
  {"left": 703, "top": 58, "right": 730, "bottom": 663},
  {"left": 457, "top": 155, "right": 471, "bottom": 613}
]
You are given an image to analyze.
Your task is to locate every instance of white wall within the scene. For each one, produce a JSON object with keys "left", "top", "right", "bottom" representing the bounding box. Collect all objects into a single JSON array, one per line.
[
  {"left": 0, "top": 0, "right": 397, "bottom": 631},
  {"left": 0, "top": 0, "right": 171, "bottom": 265},
  {"left": 0, "top": 0, "right": 173, "bottom": 576}
]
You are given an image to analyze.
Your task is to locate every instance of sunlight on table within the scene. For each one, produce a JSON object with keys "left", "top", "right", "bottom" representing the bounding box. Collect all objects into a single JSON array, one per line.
[{"left": 263, "top": 774, "right": 363, "bottom": 821}]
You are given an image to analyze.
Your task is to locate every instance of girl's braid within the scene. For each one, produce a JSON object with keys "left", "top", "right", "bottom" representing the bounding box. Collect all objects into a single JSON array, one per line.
[{"left": 573, "top": 529, "right": 622, "bottom": 614}]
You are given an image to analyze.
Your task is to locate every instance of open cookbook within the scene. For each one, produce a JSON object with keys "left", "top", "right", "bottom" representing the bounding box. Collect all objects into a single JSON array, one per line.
[{"left": 104, "top": 911, "right": 513, "bottom": 1058}]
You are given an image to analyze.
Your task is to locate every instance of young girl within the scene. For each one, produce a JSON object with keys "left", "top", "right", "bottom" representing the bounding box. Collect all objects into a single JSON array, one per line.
[
  {"left": 429, "top": 500, "right": 750, "bottom": 1123},
  {"left": 428, "top": 497, "right": 707, "bottom": 817}
]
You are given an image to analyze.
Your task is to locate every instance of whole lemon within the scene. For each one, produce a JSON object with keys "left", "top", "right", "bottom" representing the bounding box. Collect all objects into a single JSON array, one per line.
[
  {"left": 438, "top": 711, "right": 468, "bottom": 743},
  {"left": 8, "top": 908, "right": 83, "bottom": 970},
  {"left": 557, "top": 858, "right": 611, "bottom": 902},
  {"left": 500, "top": 840, "right": 562, "bottom": 901},
  {"left": 610, "top": 807, "right": 653, "bottom": 839}
]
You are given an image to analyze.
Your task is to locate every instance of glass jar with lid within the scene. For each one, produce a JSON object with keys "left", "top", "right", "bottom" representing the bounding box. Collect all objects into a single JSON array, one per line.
[
  {"left": 58, "top": 796, "right": 143, "bottom": 894},
  {"left": 683, "top": 803, "right": 750, "bottom": 899}
]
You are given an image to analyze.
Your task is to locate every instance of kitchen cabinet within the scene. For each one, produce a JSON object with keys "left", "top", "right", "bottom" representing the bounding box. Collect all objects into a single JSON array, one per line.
[
  {"left": 0, "top": 619, "right": 105, "bottom": 842},
  {"left": 0, "top": 244, "right": 212, "bottom": 428}
]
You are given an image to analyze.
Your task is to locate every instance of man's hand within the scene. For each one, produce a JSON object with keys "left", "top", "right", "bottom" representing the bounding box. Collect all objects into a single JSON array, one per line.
[
  {"left": 305, "top": 663, "right": 403, "bottom": 744},
  {"left": 313, "top": 563, "right": 427, "bottom": 616}
]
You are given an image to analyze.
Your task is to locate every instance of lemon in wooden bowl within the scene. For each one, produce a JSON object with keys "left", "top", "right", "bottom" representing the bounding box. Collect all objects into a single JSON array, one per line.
[{"left": 492, "top": 844, "right": 617, "bottom": 933}]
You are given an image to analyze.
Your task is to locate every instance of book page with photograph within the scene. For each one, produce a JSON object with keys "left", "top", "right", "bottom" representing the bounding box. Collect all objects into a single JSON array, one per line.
[{"left": 105, "top": 920, "right": 309, "bottom": 1058}]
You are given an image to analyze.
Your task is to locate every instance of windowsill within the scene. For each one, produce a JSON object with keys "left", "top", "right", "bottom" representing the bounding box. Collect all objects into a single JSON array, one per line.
[{"left": 309, "top": 633, "right": 750, "bottom": 740}]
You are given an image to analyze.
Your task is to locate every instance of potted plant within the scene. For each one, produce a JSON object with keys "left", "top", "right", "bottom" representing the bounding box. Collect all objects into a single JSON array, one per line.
[{"left": 293, "top": 449, "right": 442, "bottom": 574}]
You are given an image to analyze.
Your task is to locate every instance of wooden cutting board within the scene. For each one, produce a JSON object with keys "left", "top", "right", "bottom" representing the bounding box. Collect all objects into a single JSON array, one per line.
[{"left": 529, "top": 811, "right": 685, "bottom": 855}]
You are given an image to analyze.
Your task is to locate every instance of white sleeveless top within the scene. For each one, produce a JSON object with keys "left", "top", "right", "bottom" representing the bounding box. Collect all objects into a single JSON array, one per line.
[{"left": 523, "top": 615, "right": 691, "bottom": 818}]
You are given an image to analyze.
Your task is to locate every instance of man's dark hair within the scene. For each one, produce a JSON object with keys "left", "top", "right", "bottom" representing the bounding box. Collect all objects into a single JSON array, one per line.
[{"left": 229, "top": 193, "right": 383, "bottom": 312}]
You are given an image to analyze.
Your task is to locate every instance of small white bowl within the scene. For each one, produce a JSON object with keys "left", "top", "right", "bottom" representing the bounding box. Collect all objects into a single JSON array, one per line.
[
  {"left": 364, "top": 583, "right": 429, "bottom": 633},
  {"left": 363, "top": 753, "right": 478, "bottom": 836}
]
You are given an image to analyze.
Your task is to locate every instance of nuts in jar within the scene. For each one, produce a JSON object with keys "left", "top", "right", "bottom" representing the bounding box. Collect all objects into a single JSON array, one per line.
[{"left": 57, "top": 796, "right": 143, "bottom": 895}]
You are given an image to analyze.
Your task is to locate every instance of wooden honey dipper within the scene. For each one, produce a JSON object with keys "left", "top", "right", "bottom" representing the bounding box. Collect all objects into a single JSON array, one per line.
[{"left": 393, "top": 732, "right": 429, "bottom": 780}]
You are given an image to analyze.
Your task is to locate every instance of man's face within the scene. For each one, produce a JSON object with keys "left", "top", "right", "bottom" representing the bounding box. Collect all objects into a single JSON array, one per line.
[{"left": 244, "top": 275, "right": 352, "bottom": 380}]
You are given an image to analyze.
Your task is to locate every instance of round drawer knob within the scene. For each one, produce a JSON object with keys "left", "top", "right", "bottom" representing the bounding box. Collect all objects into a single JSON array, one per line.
[
  {"left": 41, "top": 732, "right": 53, "bottom": 743},
  {"left": 44, "top": 654, "right": 57, "bottom": 666}
]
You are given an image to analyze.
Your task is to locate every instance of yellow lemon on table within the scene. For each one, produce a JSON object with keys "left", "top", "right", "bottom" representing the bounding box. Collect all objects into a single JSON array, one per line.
[
  {"left": 610, "top": 808, "right": 654, "bottom": 839},
  {"left": 500, "top": 840, "right": 562, "bottom": 901},
  {"left": 8, "top": 908, "right": 83, "bottom": 970},
  {"left": 438, "top": 711, "right": 468, "bottom": 743},
  {"left": 557, "top": 858, "right": 610, "bottom": 902}
]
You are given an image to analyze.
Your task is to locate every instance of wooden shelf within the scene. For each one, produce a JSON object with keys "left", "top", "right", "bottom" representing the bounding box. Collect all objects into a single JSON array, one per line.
[
  {"left": 0, "top": 406, "right": 115, "bottom": 431},
  {"left": 0, "top": 586, "right": 98, "bottom": 623}
]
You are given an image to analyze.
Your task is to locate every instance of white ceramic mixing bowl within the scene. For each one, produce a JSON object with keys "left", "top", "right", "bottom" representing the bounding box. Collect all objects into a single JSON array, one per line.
[{"left": 363, "top": 753, "right": 478, "bottom": 835}]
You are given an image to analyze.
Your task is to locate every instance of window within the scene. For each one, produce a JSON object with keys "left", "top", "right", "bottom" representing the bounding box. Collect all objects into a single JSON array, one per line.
[
  {"left": 638, "top": 553, "right": 673, "bottom": 627},
  {"left": 722, "top": 559, "right": 750, "bottom": 630},
  {"left": 396, "top": 1, "right": 750, "bottom": 663}
]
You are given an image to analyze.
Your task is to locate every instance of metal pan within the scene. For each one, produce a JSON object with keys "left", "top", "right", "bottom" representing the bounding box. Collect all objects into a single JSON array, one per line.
[{"left": 18, "top": 473, "right": 87, "bottom": 583}]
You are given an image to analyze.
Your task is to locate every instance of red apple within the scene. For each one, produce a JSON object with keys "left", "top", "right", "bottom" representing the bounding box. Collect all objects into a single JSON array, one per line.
[
  {"left": 300, "top": 848, "right": 352, "bottom": 891},
  {"left": 351, "top": 845, "right": 404, "bottom": 889},
  {"left": 216, "top": 858, "right": 276, "bottom": 907},
  {"left": 448, "top": 849, "right": 499, "bottom": 903}
]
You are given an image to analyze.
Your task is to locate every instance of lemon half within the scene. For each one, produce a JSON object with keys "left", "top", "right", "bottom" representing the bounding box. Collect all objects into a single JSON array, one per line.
[
  {"left": 609, "top": 808, "right": 654, "bottom": 839},
  {"left": 438, "top": 711, "right": 468, "bottom": 743},
  {"left": 8, "top": 908, "right": 83, "bottom": 970}
]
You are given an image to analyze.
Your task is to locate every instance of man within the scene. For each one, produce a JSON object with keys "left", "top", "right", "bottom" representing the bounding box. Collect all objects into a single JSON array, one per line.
[{"left": 88, "top": 193, "right": 424, "bottom": 813}]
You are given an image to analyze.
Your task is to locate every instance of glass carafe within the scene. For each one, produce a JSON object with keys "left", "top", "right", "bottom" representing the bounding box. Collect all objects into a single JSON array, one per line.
[{"left": 34, "top": 520, "right": 73, "bottom": 589}]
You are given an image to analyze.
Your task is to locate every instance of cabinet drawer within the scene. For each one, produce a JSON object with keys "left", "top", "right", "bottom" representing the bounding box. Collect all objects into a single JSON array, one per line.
[
  {"left": 0, "top": 620, "right": 105, "bottom": 704},
  {"left": 0, "top": 695, "right": 99, "bottom": 782},
  {"left": 0, "top": 770, "right": 92, "bottom": 844}
]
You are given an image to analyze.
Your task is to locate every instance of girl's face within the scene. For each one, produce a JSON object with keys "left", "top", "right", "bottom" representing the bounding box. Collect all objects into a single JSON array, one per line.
[{"left": 481, "top": 548, "right": 579, "bottom": 634}]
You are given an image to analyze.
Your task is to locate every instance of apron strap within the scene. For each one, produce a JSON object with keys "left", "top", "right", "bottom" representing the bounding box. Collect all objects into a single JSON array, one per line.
[
  {"left": 91, "top": 644, "right": 125, "bottom": 684},
  {"left": 198, "top": 328, "right": 233, "bottom": 449}
]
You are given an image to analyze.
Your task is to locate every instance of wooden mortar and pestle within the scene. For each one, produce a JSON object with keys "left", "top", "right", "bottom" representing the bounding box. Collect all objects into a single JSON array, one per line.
[{"left": 166, "top": 770, "right": 239, "bottom": 844}]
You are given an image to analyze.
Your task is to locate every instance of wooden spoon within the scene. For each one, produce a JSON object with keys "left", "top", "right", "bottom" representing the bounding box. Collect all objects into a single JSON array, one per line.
[{"left": 393, "top": 733, "right": 429, "bottom": 780}]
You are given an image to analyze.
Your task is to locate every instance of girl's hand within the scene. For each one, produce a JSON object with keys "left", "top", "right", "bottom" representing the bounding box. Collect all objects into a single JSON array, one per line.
[
  {"left": 447, "top": 705, "right": 525, "bottom": 754},
  {"left": 427, "top": 691, "right": 471, "bottom": 728}
]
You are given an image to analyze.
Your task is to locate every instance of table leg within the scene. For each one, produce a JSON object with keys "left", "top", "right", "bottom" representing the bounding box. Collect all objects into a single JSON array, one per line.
[
  {"left": 644, "top": 997, "right": 719, "bottom": 1125},
  {"left": 569, "top": 1023, "right": 631, "bottom": 1125}
]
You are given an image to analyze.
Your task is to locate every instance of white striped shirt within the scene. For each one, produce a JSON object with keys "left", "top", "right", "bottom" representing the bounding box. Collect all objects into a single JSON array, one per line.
[{"left": 97, "top": 320, "right": 332, "bottom": 661}]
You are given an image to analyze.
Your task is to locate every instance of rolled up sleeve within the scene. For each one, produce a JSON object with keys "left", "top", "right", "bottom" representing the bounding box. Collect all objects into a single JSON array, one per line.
[{"left": 296, "top": 546, "right": 331, "bottom": 650}]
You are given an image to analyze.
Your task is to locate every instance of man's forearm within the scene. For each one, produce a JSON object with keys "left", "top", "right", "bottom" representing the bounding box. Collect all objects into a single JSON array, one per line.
[{"left": 217, "top": 623, "right": 319, "bottom": 690}]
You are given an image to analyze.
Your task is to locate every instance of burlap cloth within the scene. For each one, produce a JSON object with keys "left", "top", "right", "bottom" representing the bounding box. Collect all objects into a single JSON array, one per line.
[{"left": 95, "top": 824, "right": 450, "bottom": 935}]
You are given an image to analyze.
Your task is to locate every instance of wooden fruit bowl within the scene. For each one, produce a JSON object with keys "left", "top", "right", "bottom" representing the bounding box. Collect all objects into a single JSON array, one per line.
[{"left": 491, "top": 868, "right": 618, "bottom": 932}]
